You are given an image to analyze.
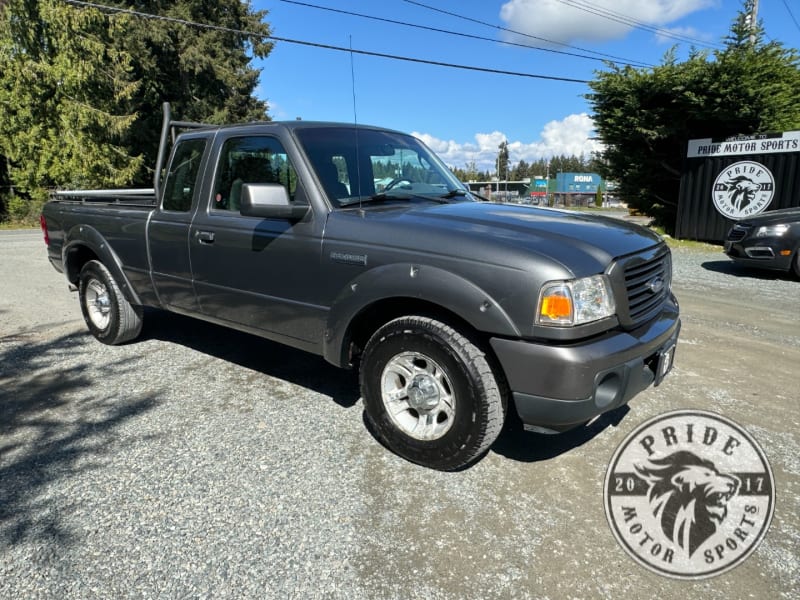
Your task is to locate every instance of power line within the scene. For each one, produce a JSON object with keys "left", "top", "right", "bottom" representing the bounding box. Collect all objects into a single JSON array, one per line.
[
  {"left": 279, "top": 0, "right": 653, "bottom": 68},
  {"left": 555, "top": 0, "right": 724, "bottom": 49},
  {"left": 780, "top": 0, "right": 800, "bottom": 35},
  {"left": 60, "top": 0, "right": 590, "bottom": 83},
  {"left": 402, "top": 0, "right": 645, "bottom": 64},
  {"left": 561, "top": 0, "right": 722, "bottom": 48}
]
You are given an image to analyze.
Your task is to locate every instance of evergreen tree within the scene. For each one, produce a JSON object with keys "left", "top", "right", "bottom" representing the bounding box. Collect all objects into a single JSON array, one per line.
[
  {"left": 0, "top": 0, "right": 272, "bottom": 222},
  {"left": 511, "top": 159, "right": 529, "bottom": 180},
  {"left": 117, "top": 0, "right": 272, "bottom": 180},
  {"left": 464, "top": 159, "right": 479, "bottom": 181},
  {"left": 496, "top": 141, "right": 509, "bottom": 180},
  {"left": 0, "top": 1, "right": 142, "bottom": 219}
]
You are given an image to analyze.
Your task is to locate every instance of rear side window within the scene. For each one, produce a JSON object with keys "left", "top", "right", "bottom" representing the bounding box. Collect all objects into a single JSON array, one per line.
[
  {"left": 212, "top": 136, "right": 297, "bottom": 212},
  {"left": 162, "top": 138, "right": 207, "bottom": 212}
]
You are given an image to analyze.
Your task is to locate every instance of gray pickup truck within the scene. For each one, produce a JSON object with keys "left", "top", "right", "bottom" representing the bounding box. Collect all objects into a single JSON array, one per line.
[{"left": 41, "top": 107, "right": 680, "bottom": 470}]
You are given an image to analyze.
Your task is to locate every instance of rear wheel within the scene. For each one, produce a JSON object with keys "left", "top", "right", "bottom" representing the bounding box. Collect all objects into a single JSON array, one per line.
[
  {"left": 78, "top": 260, "right": 142, "bottom": 345},
  {"left": 360, "top": 316, "right": 505, "bottom": 471}
]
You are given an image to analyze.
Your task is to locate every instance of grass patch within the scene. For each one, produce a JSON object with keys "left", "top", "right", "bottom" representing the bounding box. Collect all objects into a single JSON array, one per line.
[
  {"left": 650, "top": 226, "right": 720, "bottom": 251},
  {"left": 0, "top": 221, "right": 37, "bottom": 230}
]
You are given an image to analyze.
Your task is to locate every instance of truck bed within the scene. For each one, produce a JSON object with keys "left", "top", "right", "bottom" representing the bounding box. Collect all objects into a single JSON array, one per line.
[{"left": 43, "top": 190, "right": 158, "bottom": 306}]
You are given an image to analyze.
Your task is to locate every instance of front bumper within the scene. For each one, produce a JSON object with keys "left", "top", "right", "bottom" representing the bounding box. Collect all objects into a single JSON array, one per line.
[
  {"left": 490, "top": 295, "right": 680, "bottom": 432},
  {"left": 724, "top": 237, "right": 794, "bottom": 272}
]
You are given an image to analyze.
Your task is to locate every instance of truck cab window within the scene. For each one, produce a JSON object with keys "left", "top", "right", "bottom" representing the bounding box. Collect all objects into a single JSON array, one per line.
[
  {"left": 295, "top": 126, "right": 464, "bottom": 206},
  {"left": 212, "top": 136, "right": 297, "bottom": 212},
  {"left": 162, "top": 139, "right": 207, "bottom": 212}
]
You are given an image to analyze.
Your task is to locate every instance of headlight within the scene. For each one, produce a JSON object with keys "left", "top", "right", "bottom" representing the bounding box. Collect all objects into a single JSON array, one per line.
[
  {"left": 756, "top": 224, "right": 789, "bottom": 237},
  {"left": 536, "top": 274, "right": 616, "bottom": 326}
]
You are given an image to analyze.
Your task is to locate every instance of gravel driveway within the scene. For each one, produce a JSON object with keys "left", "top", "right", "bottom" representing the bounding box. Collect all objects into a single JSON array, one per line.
[{"left": 1, "top": 229, "right": 797, "bottom": 599}]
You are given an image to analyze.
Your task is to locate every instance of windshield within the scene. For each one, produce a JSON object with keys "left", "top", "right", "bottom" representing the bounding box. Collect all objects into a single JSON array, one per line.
[{"left": 294, "top": 126, "right": 472, "bottom": 207}]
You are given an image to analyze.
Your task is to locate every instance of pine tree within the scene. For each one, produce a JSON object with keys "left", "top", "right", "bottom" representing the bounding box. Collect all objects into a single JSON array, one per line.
[
  {"left": 496, "top": 141, "right": 509, "bottom": 180},
  {"left": 0, "top": 0, "right": 273, "bottom": 222},
  {"left": 0, "top": 0, "right": 142, "bottom": 219},
  {"left": 115, "top": 0, "right": 273, "bottom": 180}
]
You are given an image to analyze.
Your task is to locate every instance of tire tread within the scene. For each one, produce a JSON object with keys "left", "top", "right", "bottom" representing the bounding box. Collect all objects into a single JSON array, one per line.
[
  {"left": 361, "top": 315, "right": 506, "bottom": 470},
  {"left": 79, "top": 260, "right": 142, "bottom": 345}
]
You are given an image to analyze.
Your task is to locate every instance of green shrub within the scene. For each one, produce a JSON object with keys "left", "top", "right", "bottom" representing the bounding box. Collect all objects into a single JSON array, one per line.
[{"left": 5, "top": 193, "right": 46, "bottom": 226}]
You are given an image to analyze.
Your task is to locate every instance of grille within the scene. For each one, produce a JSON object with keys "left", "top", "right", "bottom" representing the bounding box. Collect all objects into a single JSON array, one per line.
[
  {"left": 619, "top": 250, "right": 671, "bottom": 328},
  {"left": 726, "top": 225, "right": 750, "bottom": 242}
]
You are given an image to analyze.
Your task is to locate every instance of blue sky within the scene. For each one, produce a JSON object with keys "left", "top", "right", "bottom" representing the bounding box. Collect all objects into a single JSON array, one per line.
[{"left": 252, "top": 1, "right": 800, "bottom": 171}]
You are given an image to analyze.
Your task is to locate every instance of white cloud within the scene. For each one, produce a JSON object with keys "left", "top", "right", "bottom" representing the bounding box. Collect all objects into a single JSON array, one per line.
[
  {"left": 414, "top": 113, "right": 603, "bottom": 171},
  {"left": 267, "top": 100, "right": 290, "bottom": 120},
  {"left": 499, "top": 0, "right": 718, "bottom": 45}
]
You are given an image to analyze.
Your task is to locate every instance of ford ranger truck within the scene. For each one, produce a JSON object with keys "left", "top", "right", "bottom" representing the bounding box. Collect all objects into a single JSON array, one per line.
[{"left": 41, "top": 107, "right": 680, "bottom": 470}]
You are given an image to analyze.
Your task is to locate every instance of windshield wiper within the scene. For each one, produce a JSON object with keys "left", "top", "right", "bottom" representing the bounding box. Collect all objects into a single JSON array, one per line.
[
  {"left": 440, "top": 189, "right": 468, "bottom": 199},
  {"left": 338, "top": 193, "right": 448, "bottom": 207},
  {"left": 337, "top": 194, "right": 406, "bottom": 207}
]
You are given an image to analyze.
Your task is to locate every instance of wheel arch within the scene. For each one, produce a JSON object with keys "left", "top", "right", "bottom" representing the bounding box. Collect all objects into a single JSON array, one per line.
[
  {"left": 345, "top": 297, "right": 481, "bottom": 365},
  {"left": 323, "top": 263, "right": 521, "bottom": 369},
  {"left": 63, "top": 225, "right": 142, "bottom": 306}
]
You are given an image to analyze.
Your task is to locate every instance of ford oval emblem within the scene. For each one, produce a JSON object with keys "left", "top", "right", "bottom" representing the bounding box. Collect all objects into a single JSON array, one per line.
[{"left": 648, "top": 276, "right": 665, "bottom": 294}]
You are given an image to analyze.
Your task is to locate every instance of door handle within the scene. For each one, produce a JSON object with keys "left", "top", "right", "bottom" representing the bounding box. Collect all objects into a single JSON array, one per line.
[{"left": 196, "top": 230, "right": 215, "bottom": 244}]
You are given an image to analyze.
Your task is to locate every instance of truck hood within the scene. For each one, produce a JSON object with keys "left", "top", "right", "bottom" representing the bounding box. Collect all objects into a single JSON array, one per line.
[{"left": 329, "top": 201, "right": 663, "bottom": 277}]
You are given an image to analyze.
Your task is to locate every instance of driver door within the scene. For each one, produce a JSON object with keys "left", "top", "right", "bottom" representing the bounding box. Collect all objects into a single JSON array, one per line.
[{"left": 189, "top": 133, "right": 325, "bottom": 344}]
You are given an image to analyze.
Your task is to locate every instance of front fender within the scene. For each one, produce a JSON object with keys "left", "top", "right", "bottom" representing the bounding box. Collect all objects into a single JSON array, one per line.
[
  {"left": 323, "top": 263, "right": 520, "bottom": 366},
  {"left": 63, "top": 224, "right": 142, "bottom": 306}
]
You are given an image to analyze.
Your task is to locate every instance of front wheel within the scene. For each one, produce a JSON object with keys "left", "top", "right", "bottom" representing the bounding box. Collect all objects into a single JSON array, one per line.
[
  {"left": 360, "top": 316, "right": 506, "bottom": 470},
  {"left": 78, "top": 260, "right": 142, "bottom": 345}
]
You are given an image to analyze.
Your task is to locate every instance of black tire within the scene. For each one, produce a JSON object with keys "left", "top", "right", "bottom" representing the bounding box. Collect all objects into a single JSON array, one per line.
[
  {"left": 360, "top": 316, "right": 506, "bottom": 471},
  {"left": 793, "top": 249, "right": 800, "bottom": 279},
  {"left": 78, "top": 260, "right": 142, "bottom": 345}
]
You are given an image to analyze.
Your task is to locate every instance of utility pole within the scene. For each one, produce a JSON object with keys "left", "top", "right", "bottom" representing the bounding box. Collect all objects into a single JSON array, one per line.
[
  {"left": 495, "top": 154, "right": 499, "bottom": 197},
  {"left": 505, "top": 140, "right": 509, "bottom": 197},
  {"left": 545, "top": 160, "right": 551, "bottom": 207},
  {"left": 749, "top": 0, "right": 759, "bottom": 46},
  {"left": 505, "top": 153, "right": 509, "bottom": 196}
]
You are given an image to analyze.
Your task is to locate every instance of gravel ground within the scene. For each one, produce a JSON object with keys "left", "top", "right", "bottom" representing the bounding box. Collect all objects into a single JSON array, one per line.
[{"left": 1, "top": 229, "right": 798, "bottom": 599}]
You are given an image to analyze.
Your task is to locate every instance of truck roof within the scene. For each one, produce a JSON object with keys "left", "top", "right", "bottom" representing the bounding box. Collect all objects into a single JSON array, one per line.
[{"left": 185, "top": 120, "right": 407, "bottom": 136}]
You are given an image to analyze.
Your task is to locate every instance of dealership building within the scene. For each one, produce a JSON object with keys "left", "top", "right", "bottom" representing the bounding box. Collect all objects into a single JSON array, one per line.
[{"left": 677, "top": 131, "right": 800, "bottom": 242}]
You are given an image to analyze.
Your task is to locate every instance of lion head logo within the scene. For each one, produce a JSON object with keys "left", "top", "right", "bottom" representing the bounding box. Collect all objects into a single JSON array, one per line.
[
  {"left": 635, "top": 451, "right": 740, "bottom": 557},
  {"left": 722, "top": 176, "right": 761, "bottom": 212}
]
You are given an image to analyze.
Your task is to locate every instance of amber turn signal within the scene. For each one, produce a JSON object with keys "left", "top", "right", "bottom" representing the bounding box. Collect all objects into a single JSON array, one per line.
[{"left": 541, "top": 293, "right": 572, "bottom": 320}]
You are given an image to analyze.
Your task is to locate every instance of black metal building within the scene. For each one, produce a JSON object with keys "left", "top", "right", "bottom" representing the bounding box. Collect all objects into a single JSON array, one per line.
[{"left": 676, "top": 131, "right": 800, "bottom": 242}]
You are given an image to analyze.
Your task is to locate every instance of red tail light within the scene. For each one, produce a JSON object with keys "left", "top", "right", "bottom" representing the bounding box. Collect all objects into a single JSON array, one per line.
[{"left": 40, "top": 214, "right": 50, "bottom": 246}]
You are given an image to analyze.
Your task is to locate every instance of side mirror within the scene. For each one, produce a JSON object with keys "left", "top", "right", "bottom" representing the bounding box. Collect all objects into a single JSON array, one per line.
[{"left": 239, "top": 183, "right": 310, "bottom": 220}]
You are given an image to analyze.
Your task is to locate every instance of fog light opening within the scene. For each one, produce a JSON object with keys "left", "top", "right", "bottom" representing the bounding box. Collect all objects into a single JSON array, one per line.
[{"left": 595, "top": 373, "right": 622, "bottom": 408}]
